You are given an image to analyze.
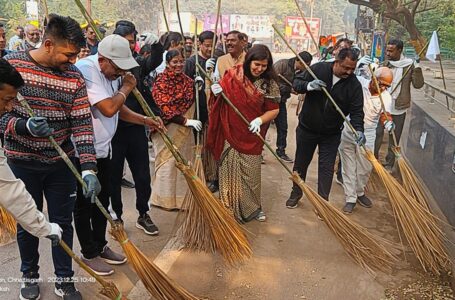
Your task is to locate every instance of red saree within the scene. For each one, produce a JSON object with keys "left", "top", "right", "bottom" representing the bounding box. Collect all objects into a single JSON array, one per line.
[{"left": 207, "top": 65, "right": 279, "bottom": 160}]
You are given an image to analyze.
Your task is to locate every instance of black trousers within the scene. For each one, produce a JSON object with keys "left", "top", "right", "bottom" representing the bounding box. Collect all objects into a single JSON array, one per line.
[
  {"left": 374, "top": 112, "right": 407, "bottom": 166},
  {"left": 292, "top": 126, "right": 341, "bottom": 200},
  {"left": 275, "top": 99, "right": 288, "bottom": 152},
  {"left": 74, "top": 157, "right": 111, "bottom": 259},
  {"left": 110, "top": 125, "right": 151, "bottom": 220}
]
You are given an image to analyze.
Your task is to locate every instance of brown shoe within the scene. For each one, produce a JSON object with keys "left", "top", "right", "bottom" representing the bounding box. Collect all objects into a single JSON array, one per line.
[{"left": 81, "top": 256, "right": 114, "bottom": 276}]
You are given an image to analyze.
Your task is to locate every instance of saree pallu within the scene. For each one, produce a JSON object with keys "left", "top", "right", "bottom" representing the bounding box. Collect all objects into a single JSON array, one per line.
[
  {"left": 150, "top": 105, "right": 195, "bottom": 210},
  {"left": 219, "top": 142, "right": 262, "bottom": 223}
]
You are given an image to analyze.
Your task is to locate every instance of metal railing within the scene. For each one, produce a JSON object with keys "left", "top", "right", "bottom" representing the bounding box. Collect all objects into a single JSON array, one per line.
[{"left": 423, "top": 81, "right": 455, "bottom": 119}]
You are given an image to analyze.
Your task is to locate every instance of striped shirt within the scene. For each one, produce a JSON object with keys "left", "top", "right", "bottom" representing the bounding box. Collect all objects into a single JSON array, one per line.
[{"left": 0, "top": 51, "right": 97, "bottom": 171}]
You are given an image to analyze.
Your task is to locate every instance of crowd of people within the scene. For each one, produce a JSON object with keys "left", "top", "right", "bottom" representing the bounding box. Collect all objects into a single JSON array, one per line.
[{"left": 0, "top": 13, "right": 423, "bottom": 300}]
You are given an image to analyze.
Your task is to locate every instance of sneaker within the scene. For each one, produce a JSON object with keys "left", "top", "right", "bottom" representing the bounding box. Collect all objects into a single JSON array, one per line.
[
  {"left": 255, "top": 211, "right": 266, "bottom": 222},
  {"left": 343, "top": 202, "right": 356, "bottom": 214},
  {"left": 100, "top": 246, "right": 127, "bottom": 265},
  {"left": 286, "top": 186, "right": 303, "bottom": 209},
  {"left": 121, "top": 178, "right": 135, "bottom": 189},
  {"left": 81, "top": 256, "right": 114, "bottom": 276},
  {"left": 277, "top": 152, "right": 293, "bottom": 163},
  {"left": 54, "top": 282, "right": 82, "bottom": 300},
  {"left": 136, "top": 214, "right": 159, "bottom": 235},
  {"left": 357, "top": 195, "right": 372, "bottom": 208},
  {"left": 20, "top": 272, "right": 40, "bottom": 300},
  {"left": 207, "top": 181, "right": 219, "bottom": 193}
]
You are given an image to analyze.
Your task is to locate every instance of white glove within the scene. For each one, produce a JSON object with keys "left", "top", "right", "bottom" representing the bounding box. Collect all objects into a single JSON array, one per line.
[
  {"left": 384, "top": 120, "right": 395, "bottom": 133},
  {"left": 185, "top": 119, "right": 203, "bottom": 131},
  {"left": 211, "top": 83, "right": 223, "bottom": 96},
  {"left": 46, "top": 223, "right": 63, "bottom": 247},
  {"left": 205, "top": 58, "right": 216, "bottom": 72},
  {"left": 248, "top": 117, "right": 262, "bottom": 134},
  {"left": 357, "top": 55, "right": 372, "bottom": 67},
  {"left": 307, "top": 79, "right": 327, "bottom": 91},
  {"left": 194, "top": 76, "right": 204, "bottom": 90},
  {"left": 140, "top": 32, "right": 159, "bottom": 46}
]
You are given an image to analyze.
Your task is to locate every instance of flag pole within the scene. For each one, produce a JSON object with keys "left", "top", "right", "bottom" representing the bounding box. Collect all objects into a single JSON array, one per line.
[{"left": 437, "top": 51, "right": 449, "bottom": 110}]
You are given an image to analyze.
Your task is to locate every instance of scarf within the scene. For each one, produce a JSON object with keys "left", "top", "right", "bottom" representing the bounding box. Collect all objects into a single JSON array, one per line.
[
  {"left": 388, "top": 54, "right": 413, "bottom": 99},
  {"left": 152, "top": 68, "right": 194, "bottom": 121}
]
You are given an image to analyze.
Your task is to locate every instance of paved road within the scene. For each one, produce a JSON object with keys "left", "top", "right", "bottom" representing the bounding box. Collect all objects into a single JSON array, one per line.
[{"left": 1, "top": 56, "right": 453, "bottom": 300}]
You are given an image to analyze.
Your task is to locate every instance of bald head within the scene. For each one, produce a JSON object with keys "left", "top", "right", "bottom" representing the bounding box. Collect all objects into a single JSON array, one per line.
[{"left": 369, "top": 66, "right": 393, "bottom": 95}]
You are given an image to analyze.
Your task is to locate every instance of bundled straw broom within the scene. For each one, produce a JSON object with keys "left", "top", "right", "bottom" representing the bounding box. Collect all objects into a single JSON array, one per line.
[
  {"left": 78, "top": 0, "right": 250, "bottom": 268},
  {"left": 0, "top": 206, "right": 16, "bottom": 243},
  {"left": 176, "top": 20, "right": 217, "bottom": 253},
  {"left": 367, "top": 66, "right": 451, "bottom": 274},
  {"left": 196, "top": 63, "right": 398, "bottom": 275}
]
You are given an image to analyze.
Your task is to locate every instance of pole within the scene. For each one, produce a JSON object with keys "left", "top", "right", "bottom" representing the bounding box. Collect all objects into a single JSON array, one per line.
[
  {"left": 86, "top": 0, "right": 91, "bottom": 15},
  {"left": 211, "top": 0, "right": 222, "bottom": 58},
  {"left": 437, "top": 48, "right": 449, "bottom": 110},
  {"left": 160, "top": 0, "right": 170, "bottom": 32},
  {"left": 293, "top": 0, "right": 319, "bottom": 56}
]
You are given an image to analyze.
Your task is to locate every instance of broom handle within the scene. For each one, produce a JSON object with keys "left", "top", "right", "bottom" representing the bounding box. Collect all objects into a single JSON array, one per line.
[
  {"left": 293, "top": 0, "right": 319, "bottom": 55},
  {"left": 17, "top": 95, "right": 115, "bottom": 226},
  {"left": 160, "top": 0, "right": 170, "bottom": 32},
  {"left": 194, "top": 19, "right": 201, "bottom": 146},
  {"left": 389, "top": 28, "right": 440, "bottom": 95},
  {"left": 74, "top": 0, "right": 187, "bottom": 165},
  {"left": 211, "top": 0, "right": 222, "bottom": 58},
  {"left": 278, "top": 74, "right": 293, "bottom": 87},
  {"left": 196, "top": 64, "right": 294, "bottom": 176},
  {"left": 175, "top": 0, "right": 187, "bottom": 58},
  {"left": 273, "top": 25, "right": 360, "bottom": 140},
  {"left": 367, "top": 64, "right": 399, "bottom": 147}
]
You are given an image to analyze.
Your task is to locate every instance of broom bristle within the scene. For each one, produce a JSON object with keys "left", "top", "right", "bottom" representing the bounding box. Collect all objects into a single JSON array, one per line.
[
  {"left": 0, "top": 206, "right": 17, "bottom": 243},
  {"left": 291, "top": 173, "right": 398, "bottom": 275},
  {"left": 176, "top": 146, "right": 217, "bottom": 253},
  {"left": 100, "top": 281, "right": 129, "bottom": 300},
  {"left": 175, "top": 161, "right": 252, "bottom": 266},
  {"left": 365, "top": 150, "right": 451, "bottom": 274},
  {"left": 111, "top": 225, "right": 200, "bottom": 300}
]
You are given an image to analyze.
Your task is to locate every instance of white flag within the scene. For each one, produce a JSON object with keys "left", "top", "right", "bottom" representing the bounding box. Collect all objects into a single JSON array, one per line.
[{"left": 425, "top": 31, "right": 440, "bottom": 62}]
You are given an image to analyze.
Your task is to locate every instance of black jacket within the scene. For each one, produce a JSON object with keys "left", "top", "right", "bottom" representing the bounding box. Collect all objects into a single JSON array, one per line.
[
  {"left": 273, "top": 57, "right": 296, "bottom": 101},
  {"left": 184, "top": 54, "right": 209, "bottom": 124},
  {"left": 293, "top": 61, "right": 364, "bottom": 135}
]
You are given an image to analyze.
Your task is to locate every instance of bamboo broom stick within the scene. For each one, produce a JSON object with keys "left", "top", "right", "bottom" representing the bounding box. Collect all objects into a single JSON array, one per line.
[
  {"left": 175, "top": 0, "right": 187, "bottom": 58},
  {"left": 160, "top": 0, "right": 170, "bottom": 32},
  {"left": 211, "top": 0, "right": 222, "bottom": 58},
  {"left": 293, "top": 0, "right": 319, "bottom": 56}
]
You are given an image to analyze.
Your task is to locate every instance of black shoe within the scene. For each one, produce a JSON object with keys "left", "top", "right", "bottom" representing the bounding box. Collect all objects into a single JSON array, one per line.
[
  {"left": 343, "top": 202, "right": 356, "bottom": 214},
  {"left": 121, "top": 178, "right": 135, "bottom": 189},
  {"left": 357, "top": 195, "right": 372, "bottom": 208},
  {"left": 286, "top": 186, "right": 303, "bottom": 209},
  {"left": 277, "top": 152, "right": 293, "bottom": 163},
  {"left": 136, "top": 214, "right": 159, "bottom": 235},
  {"left": 207, "top": 181, "right": 219, "bottom": 193},
  {"left": 54, "top": 282, "right": 82, "bottom": 300},
  {"left": 20, "top": 272, "right": 40, "bottom": 300}
]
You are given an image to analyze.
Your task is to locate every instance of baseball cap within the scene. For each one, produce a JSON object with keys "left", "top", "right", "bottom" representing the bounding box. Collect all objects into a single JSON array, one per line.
[{"left": 97, "top": 34, "right": 138, "bottom": 70}]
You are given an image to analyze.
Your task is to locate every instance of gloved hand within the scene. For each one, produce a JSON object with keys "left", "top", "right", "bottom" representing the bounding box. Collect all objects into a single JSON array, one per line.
[
  {"left": 248, "top": 117, "right": 262, "bottom": 134},
  {"left": 357, "top": 55, "right": 372, "bottom": 67},
  {"left": 384, "top": 120, "right": 395, "bottom": 133},
  {"left": 46, "top": 223, "right": 63, "bottom": 247},
  {"left": 194, "top": 76, "right": 204, "bottom": 90},
  {"left": 82, "top": 170, "right": 101, "bottom": 201},
  {"left": 26, "top": 117, "right": 54, "bottom": 137},
  {"left": 355, "top": 131, "right": 366, "bottom": 147},
  {"left": 414, "top": 55, "right": 421, "bottom": 68},
  {"left": 140, "top": 32, "right": 159, "bottom": 45},
  {"left": 205, "top": 58, "right": 216, "bottom": 72},
  {"left": 307, "top": 79, "right": 327, "bottom": 91},
  {"left": 185, "top": 119, "right": 203, "bottom": 131},
  {"left": 211, "top": 83, "right": 223, "bottom": 96}
]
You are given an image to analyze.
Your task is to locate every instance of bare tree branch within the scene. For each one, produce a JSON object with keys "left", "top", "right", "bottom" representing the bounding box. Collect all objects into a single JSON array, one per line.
[
  {"left": 412, "top": 0, "right": 423, "bottom": 16},
  {"left": 416, "top": 6, "right": 437, "bottom": 14}
]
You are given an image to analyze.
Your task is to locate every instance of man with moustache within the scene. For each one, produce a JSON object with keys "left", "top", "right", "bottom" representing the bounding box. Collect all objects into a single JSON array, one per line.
[
  {"left": 286, "top": 48, "right": 365, "bottom": 209},
  {"left": 22, "top": 24, "right": 41, "bottom": 50}
]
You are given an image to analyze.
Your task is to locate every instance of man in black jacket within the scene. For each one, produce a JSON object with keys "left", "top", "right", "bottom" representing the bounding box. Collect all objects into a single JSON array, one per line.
[
  {"left": 286, "top": 48, "right": 365, "bottom": 209},
  {"left": 273, "top": 51, "right": 312, "bottom": 162}
]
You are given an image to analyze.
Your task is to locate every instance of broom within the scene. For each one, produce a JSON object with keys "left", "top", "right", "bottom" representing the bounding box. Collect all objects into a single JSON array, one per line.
[
  {"left": 196, "top": 64, "right": 398, "bottom": 275},
  {"left": 19, "top": 94, "right": 198, "bottom": 300},
  {"left": 367, "top": 66, "right": 451, "bottom": 274},
  {"left": 175, "top": 20, "right": 217, "bottom": 253},
  {"left": 0, "top": 206, "right": 17, "bottom": 243},
  {"left": 275, "top": 26, "right": 450, "bottom": 275}
]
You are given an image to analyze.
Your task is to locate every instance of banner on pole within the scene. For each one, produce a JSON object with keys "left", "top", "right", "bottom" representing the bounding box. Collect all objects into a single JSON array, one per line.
[
  {"left": 371, "top": 31, "right": 386, "bottom": 62},
  {"left": 426, "top": 31, "right": 440, "bottom": 63},
  {"left": 284, "top": 16, "right": 321, "bottom": 41}
]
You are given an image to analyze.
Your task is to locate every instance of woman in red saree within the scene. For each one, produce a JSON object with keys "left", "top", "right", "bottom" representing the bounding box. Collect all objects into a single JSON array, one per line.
[
  {"left": 151, "top": 50, "right": 202, "bottom": 210},
  {"left": 207, "top": 45, "right": 280, "bottom": 222}
]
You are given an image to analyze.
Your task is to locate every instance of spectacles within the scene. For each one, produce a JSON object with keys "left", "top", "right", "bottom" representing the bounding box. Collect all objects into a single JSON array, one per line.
[
  {"left": 378, "top": 81, "right": 391, "bottom": 89},
  {"left": 108, "top": 59, "right": 123, "bottom": 73}
]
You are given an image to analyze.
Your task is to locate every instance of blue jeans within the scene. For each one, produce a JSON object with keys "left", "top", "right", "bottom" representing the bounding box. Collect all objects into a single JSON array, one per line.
[
  {"left": 275, "top": 98, "right": 288, "bottom": 152},
  {"left": 9, "top": 161, "right": 77, "bottom": 279}
]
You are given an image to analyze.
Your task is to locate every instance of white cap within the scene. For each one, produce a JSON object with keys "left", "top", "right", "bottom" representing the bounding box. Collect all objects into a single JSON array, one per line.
[{"left": 97, "top": 34, "right": 139, "bottom": 70}]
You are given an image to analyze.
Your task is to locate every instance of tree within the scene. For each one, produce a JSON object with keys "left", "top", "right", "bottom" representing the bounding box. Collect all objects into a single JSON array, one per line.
[{"left": 348, "top": 0, "right": 444, "bottom": 53}]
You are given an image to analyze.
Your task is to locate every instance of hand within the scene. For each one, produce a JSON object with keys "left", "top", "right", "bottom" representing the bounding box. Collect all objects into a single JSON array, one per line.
[
  {"left": 211, "top": 83, "right": 223, "bottom": 96},
  {"left": 46, "top": 223, "right": 62, "bottom": 247},
  {"left": 384, "top": 120, "right": 395, "bottom": 133},
  {"left": 194, "top": 76, "right": 204, "bottom": 90},
  {"left": 122, "top": 72, "right": 137, "bottom": 91},
  {"left": 26, "top": 117, "right": 54, "bottom": 137},
  {"left": 145, "top": 116, "right": 166, "bottom": 132},
  {"left": 355, "top": 131, "right": 366, "bottom": 147},
  {"left": 185, "top": 119, "right": 203, "bottom": 131},
  {"left": 205, "top": 58, "right": 216, "bottom": 72},
  {"left": 82, "top": 171, "right": 101, "bottom": 200},
  {"left": 414, "top": 55, "right": 421, "bottom": 68},
  {"left": 357, "top": 55, "right": 372, "bottom": 67},
  {"left": 307, "top": 79, "right": 327, "bottom": 91},
  {"left": 248, "top": 117, "right": 262, "bottom": 134}
]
